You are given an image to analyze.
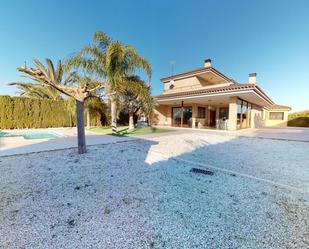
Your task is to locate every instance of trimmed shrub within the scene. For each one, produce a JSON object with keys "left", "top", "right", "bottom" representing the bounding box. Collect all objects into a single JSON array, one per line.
[
  {"left": 0, "top": 95, "right": 132, "bottom": 129},
  {"left": 0, "top": 96, "right": 73, "bottom": 129}
]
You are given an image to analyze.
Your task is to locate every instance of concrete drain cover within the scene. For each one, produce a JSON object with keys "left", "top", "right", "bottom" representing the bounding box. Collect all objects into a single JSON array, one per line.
[{"left": 190, "top": 168, "right": 214, "bottom": 176}]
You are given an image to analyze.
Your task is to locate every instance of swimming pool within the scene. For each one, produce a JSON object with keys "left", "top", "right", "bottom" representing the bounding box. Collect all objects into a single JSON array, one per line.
[{"left": 0, "top": 131, "right": 62, "bottom": 140}]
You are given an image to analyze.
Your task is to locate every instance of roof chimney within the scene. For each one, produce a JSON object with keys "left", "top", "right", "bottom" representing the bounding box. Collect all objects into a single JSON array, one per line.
[
  {"left": 249, "top": 73, "right": 257, "bottom": 84},
  {"left": 204, "top": 59, "right": 212, "bottom": 68}
]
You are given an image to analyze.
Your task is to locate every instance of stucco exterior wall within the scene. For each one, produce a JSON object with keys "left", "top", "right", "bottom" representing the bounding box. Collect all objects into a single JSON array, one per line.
[
  {"left": 153, "top": 105, "right": 170, "bottom": 125},
  {"left": 228, "top": 97, "right": 237, "bottom": 130},
  {"left": 163, "top": 77, "right": 201, "bottom": 93},
  {"left": 251, "top": 105, "right": 264, "bottom": 128},
  {"left": 263, "top": 110, "right": 289, "bottom": 127},
  {"left": 163, "top": 77, "right": 231, "bottom": 94}
]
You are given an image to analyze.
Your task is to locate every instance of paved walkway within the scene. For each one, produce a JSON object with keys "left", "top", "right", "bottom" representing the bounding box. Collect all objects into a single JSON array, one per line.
[
  {"left": 1, "top": 127, "right": 308, "bottom": 157},
  {"left": 0, "top": 130, "right": 136, "bottom": 157},
  {"left": 235, "top": 127, "right": 309, "bottom": 142},
  {"left": 155, "top": 126, "right": 309, "bottom": 142}
]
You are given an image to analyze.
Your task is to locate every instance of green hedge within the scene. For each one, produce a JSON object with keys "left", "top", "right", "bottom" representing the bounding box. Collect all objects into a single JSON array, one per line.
[
  {"left": 0, "top": 96, "right": 131, "bottom": 129},
  {"left": 0, "top": 96, "right": 73, "bottom": 129}
]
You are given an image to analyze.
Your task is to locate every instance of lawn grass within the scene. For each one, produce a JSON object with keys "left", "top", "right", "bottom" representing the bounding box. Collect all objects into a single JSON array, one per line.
[{"left": 88, "top": 126, "right": 173, "bottom": 136}]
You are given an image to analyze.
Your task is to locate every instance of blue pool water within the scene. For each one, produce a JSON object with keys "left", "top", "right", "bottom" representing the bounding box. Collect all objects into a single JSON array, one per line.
[{"left": 0, "top": 131, "right": 61, "bottom": 140}]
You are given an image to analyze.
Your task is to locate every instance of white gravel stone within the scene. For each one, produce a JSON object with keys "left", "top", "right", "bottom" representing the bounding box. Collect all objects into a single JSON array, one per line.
[{"left": 0, "top": 133, "right": 308, "bottom": 249}]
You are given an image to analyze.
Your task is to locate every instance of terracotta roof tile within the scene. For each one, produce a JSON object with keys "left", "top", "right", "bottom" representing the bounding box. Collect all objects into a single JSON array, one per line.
[{"left": 155, "top": 83, "right": 256, "bottom": 99}]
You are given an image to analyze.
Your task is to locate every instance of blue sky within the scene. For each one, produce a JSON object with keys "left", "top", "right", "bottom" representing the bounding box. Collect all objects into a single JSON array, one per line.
[{"left": 0, "top": 0, "right": 308, "bottom": 111}]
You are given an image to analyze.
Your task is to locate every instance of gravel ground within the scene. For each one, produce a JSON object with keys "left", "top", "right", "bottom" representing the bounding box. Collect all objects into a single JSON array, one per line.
[
  {"left": 145, "top": 133, "right": 309, "bottom": 192},
  {"left": 0, "top": 133, "right": 308, "bottom": 249}
]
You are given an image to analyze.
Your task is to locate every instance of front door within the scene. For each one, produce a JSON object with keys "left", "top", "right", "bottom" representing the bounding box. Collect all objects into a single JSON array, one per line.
[{"left": 209, "top": 110, "right": 216, "bottom": 126}]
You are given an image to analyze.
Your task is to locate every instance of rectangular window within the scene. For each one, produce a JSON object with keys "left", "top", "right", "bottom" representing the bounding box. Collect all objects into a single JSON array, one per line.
[
  {"left": 219, "top": 107, "right": 229, "bottom": 119},
  {"left": 197, "top": 107, "right": 206, "bottom": 118},
  {"left": 248, "top": 103, "right": 252, "bottom": 112},
  {"left": 172, "top": 107, "right": 182, "bottom": 127},
  {"left": 237, "top": 98, "right": 252, "bottom": 129},
  {"left": 269, "top": 112, "right": 284, "bottom": 120},
  {"left": 237, "top": 99, "right": 242, "bottom": 128},
  {"left": 242, "top": 101, "right": 248, "bottom": 128}
]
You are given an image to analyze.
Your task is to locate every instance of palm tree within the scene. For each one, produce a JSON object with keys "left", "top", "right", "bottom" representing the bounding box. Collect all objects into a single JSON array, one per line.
[
  {"left": 10, "top": 59, "right": 64, "bottom": 100},
  {"left": 11, "top": 63, "right": 76, "bottom": 127},
  {"left": 67, "top": 31, "right": 151, "bottom": 134},
  {"left": 15, "top": 58, "right": 103, "bottom": 154}
]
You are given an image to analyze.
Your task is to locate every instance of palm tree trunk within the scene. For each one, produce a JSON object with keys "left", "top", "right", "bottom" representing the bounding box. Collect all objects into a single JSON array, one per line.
[
  {"left": 111, "top": 98, "right": 117, "bottom": 134},
  {"left": 86, "top": 109, "right": 90, "bottom": 129},
  {"left": 128, "top": 112, "right": 134, "bottom": 130},
  {"left": 69, "top": 113, "right": 72, "bottom": 127},
  {"left": 76, "top": 100, "right": 86, "bottom": 154},
  {"left": 147, "top": 115, "right": 151, "bottom": 126}
]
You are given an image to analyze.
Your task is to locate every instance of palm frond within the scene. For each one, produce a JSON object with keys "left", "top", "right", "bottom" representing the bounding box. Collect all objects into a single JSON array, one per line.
[
  {"left": 80, "top": 46, "right": 106, "bottom": 62},
  {"left": 64, "top": 31, "right": 151, "bottom": 98},
  {"left": 9, "top": 82, "right": 62, "bottom": 100},
  {"left": 66, "top": 54, "right": 105, "bottom": 77},
  {"left": 33, "top": 59, "right": 49, "bottom": 79},
  {"left": 93, "top": 31, "right": 111, "bottom": 49},
  {"left": 125, "top": 45, "right": 152, "bottom": 80},
  {"left": 56, "top": 60, "right": 63, "bottom": 83},
  {"left": 46, "top": 58, "right": 56, "bottom": 83}
]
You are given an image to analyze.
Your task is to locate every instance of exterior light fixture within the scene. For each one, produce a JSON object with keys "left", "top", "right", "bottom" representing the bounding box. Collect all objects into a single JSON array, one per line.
[{"left": 169, "top": 79, "right": 175, "bottom": 89}]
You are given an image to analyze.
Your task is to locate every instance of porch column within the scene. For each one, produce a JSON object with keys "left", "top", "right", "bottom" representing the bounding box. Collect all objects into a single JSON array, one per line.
[
  {"left": 228, "top": 97, "right": 238, "bottom": 130},
  {"left": 207, "top": 106, "right": 211, "bottom": 126},
  {"left": 192, "top": 104, "right": 197, "bottom": 128},
  {"left": 216, "top": 106, "right": 220, "bottom": 120},
  {"left": 215, "top": 106, "right": 220, "bottom": 129}
]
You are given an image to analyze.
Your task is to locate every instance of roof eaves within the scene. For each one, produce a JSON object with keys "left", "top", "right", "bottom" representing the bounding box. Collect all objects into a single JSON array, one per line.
[
  {"left": 252, "top": 85, "right": 274, "bottom": 105},
  {"left": 160, "top": 67, "right": 207, "bottom": 82},
  {"left": 264, "top": 104, "right": 291, "bottom": 111},
  {"left": 154, "top": 84, "right": 276, "bottom": 107},
  {"left": 154, "top": 84, "right": 256, "bottom": 99}
]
